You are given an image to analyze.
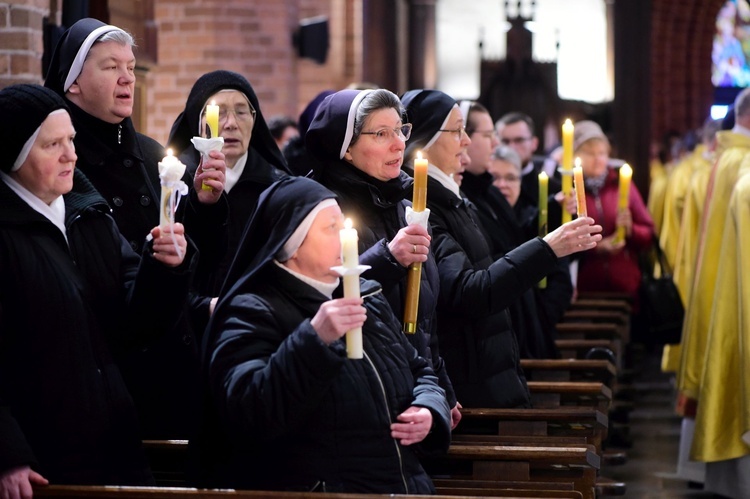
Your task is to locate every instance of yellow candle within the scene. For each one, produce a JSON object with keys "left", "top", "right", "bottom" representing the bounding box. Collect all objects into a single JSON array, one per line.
[
  {"left": 573, "top": 158, "right": 587, "bottom": 218},
  {"left": 340, "top": 218, "right": 363, "bottom": 358},
  {"left": 538, "top": 171, "right": 549, "bottom": 289},
  {"left": 206, "top": 100, "right": 219, "bottom": 139},
  {"left": 158, "top": 148, "right": 186, "bottom": 229},
  {"left": 412, "top": 151, "right": 428, "bottom": 212},
  {"left": 615, "top": 163, "right": 633, "bottom": 243},
  {"left": 403, "top": 151, "right": 428, "bottom": 334},
  {"left": 561, "top": 119, "right": 574, "bottom": 224}
]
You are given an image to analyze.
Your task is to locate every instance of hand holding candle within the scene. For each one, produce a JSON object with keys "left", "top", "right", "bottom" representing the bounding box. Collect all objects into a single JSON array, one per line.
[
  {"left": 538, "top": 171, "right": 549, "bottom": 288},
  {"left": 403, "top": 152, "right": 429, "bottom": 334},
  {"left": 573, "top": 157, "right": 587, "bottom": 218},
  {"left": 614, "top": 163, "right": 632, "bottom": 244},
  {"left": 340, "top": 218, "right": 363, "bottom": 359},
  {"left": 561, "top": 119, "right": 574, "bottom": 224}
]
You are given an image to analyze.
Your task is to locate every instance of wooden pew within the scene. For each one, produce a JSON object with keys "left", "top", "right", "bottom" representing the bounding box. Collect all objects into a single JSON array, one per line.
[
  {"left": 455, "top": 407, "right": 608, "bottom": 455},
  {"left": 425, "top": 444, "right": 599, "bottom": 499},
  {"left": 527, "top": 381, "right": 612, "bottom": 413},
  {"left": 520, "top": 359, "right": 617, "bottom": 388},
  {"left": 32, "top": 484, "right": 560, "bottom": 498},
  {"left": 568, "top": 298, "right": 631, "bottom": 315}
]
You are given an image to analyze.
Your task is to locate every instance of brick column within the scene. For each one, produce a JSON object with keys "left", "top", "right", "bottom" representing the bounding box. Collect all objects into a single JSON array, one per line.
[{"left": 0, "top": 1, "right": 53, "bottom": 87}]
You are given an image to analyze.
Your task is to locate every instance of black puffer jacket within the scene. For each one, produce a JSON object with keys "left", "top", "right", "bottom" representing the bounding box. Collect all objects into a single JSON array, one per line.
[
  {"left": 313, "top": 161, "right": 456, "bottom": 408},
  {"left": 201, "top": 265, "right": 451, "bottom": 493},
  {"left": 0, "top": 170, "right": 196, "bottom": 484},
  {"left": 420, "top": 174, "right": 558, "bottom": 408}
]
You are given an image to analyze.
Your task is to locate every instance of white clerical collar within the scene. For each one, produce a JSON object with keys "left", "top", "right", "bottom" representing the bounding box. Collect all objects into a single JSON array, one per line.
[
  {"left": 521, "top": 161, "right": 535, "bottom": 176},
  {"left": 427, "top": 163, "right": 462, "bottom": 200},
  {"left": 732, "top": 124, "right": 750, "bottom": 138},
  {"left": 1, "top": 171, "right": 68, "bottom": 243},
  {"left": 274, "top": 260, "right": 340, "bottom": 298},
  {"left": 225, "top": 152, "right": 248, "bottom": 193}
]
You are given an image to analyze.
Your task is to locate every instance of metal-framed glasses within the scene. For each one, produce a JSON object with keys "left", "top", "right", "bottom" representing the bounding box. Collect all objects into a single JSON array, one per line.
[
  {"left": 218, "top": 105, "right": 256, "bottom": 124},
  {"left": 360, "top": 123, "right": 413, "bottom": 144},
  {"left": 438, "top": 126, "right": 467, "bottom": 140}
]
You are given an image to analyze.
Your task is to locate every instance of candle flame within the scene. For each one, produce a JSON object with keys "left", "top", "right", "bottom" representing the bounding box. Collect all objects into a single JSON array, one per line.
[
  {"left": 574, "top": 156, "right": 582, "bottom": 168},
  {"left": 621, "top": 163, "right": 632, "bottom": 174},
  {"left": 539, "top": 171, "right": 548, "bottom": 180},
  {"left": 344, "top": 218, "right": 353, "bottom": 229},
  {"left": 211, "top": 100, "right": 216, "bottom": 106},
  {"left": 167, "top": 148, "right": 173, "bottom": 157},
  {"left": 417, "top": 151, "right": 423, "bottom": 160},
  {"left": 564, "top": 118, "right": 572, "bottom": 126}
]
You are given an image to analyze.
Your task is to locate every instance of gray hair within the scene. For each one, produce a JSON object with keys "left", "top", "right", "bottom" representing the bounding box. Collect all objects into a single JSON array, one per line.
[
  {"left": 350, "top": 89, "right": 404, "bottom": 146},
  {"left": 491, "top": 145, "right": 522, "bottom": 171},
  {"left": 735, "top": 87, "right": 750, "bottom": 119},
  {"left": 97, "top": 28, "right": 136, "bottom": 48}
]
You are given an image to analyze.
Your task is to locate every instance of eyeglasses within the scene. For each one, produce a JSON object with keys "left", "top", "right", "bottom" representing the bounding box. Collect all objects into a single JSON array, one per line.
[
  {"left": 360, "top": 123, "right": 412, "bottom": 144},
  {"left": 203, "top": 105, "right": 257, "bottom": 125},
  {"left": 493, "top": 174, "right": 521, "bottom": 183},
  {"left": 500, "top": 136, "right": 532, "bottom": 145},
  {"left": 219, "top": 106, "right": 256, "bottom": 123},
  {"left": 438, "top": 126, "right": 467, "bottom": 140},
  {"left": 472, "top": 129, "right": 498, "bottom": 140}
]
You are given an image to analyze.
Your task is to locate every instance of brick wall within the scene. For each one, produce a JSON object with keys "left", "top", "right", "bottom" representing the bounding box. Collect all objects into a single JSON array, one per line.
[
  {"left": 0, "top": 0, "right": 56, "bottom": 86},
  {"left": 134, "top": 0, "right": 358, "bottom": 144},
  {"left": 650, "top": 0, "right": 725, "bottom": 144}
]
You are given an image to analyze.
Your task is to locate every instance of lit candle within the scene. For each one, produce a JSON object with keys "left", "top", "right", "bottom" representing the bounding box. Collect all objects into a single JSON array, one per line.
[
  {"left": 538, "top": 171, "right": 549, "bottom": 289},
  {"left": 158, "top": 148, "right": 187, "bottom": 229},
  {"left": 206, "top": 100, "right": 219, "bottom": 139},
  {"left": 561, "top": 119, "right": 574, "bottom": 224},
  {"left": 340, "top": 218, "right": 363, "bottom": 359},
  {"left": 403, "top": 152, "right": 428, "bottom": 334},
  {"left": 614, "top": 163, "right": 633, "bottom": 244},
  {"left": 573, "top": 157, "right": 587, "bottom": 218}
]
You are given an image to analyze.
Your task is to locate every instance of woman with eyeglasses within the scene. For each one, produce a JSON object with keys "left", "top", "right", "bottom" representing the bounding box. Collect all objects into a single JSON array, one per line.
[
  {"left": 305, "top": 89, "right": 460, "bottom": 428},
  {"left": 401, "top": 89, "right": 602, "bottom": 408},
  {"left": 169, "top": 70, "right": 290, "bottom": 326}
]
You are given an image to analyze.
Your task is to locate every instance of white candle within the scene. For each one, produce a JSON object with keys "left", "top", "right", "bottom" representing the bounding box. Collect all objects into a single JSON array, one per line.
[
  {"left": 158, "top": 148, "right": 186, "bottom": 229},
  {"left": 340, "top": 218, "right": 363, "bottom": 359}
]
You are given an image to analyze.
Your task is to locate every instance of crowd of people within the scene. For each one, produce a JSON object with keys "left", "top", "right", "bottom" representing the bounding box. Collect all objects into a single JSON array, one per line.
[
  {"left": 647, "top": 87, "right": 750, "bottom": 498},
  {"left": 8, "top": 16, "right": 704, "bottom": 499}
]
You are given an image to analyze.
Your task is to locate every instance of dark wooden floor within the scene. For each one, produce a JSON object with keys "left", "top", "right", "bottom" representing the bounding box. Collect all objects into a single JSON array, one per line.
[{"left": 605, "top": 345, "right": 721, "bottom": 498}]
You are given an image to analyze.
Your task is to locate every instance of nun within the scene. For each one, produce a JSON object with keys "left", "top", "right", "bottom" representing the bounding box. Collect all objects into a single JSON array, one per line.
[
  {"left": 169, "top": 70, "right": 289, "bottom": 317},
  {"left": 305, "top": 88, "right": 459, "bottom": 427},
  {"left": 196, "top": 176, "right": 450, "bottom": 493},
  {"left": 0, "top": 84, "right": 195, "bottom": 495},
  {"left": 400, "top": 88, "right": 602, "bottom": 408}
]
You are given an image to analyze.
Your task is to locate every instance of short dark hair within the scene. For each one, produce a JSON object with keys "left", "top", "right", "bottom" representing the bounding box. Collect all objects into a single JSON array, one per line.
[
  {"left": 465, "top": 101, "right": 491, "bottom": 136},
  {"left": 497, "top": 111, "right": 535, "bottom": 137},
  {"left": 268, "top": 115, "right": 298, "bottom": 140}
]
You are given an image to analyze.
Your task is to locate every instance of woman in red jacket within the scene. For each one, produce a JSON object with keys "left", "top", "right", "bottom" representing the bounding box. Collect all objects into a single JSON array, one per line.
[{"left": 573, "top": 120, "right": 655, "bottom": 310}]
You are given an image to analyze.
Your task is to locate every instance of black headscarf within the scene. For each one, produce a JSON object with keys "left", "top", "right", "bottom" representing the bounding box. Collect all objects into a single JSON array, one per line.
[
  {"left": 212, "top": 176, "right": 338, "bottom": 314},
  {"left": 401, "top": 89, "right": 457, "bottom": 164},
  {"left": 44, "top": 18, "right": 120, "bottom": 95},
  {"left": 306, "top": 89, "right": 373, "bottom": 163},
  {"left": 168, "top": 70, "right": 290, "bottom": 174},
  {"left": 0, "top": 84, "right": 69, "bottom": 172}
]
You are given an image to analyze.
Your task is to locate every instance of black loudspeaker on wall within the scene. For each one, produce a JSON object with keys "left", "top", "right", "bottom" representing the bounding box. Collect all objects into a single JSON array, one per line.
[{"left": 293, "top": 16, "right": 329, "bottom": 64}]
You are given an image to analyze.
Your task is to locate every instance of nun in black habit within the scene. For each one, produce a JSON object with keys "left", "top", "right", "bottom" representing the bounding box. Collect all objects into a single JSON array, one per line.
[
  {"left": 305, "top": 88, "right": 459, "bottom": 427},
  {"left": 168, "top": 70, "right": 289, "bottom": 317},
  {"left": 400, "top": 89, "right": 601, "bottom": 408},
  {"left": 196, "top": 176, "right": 451, "bottom": 493}
]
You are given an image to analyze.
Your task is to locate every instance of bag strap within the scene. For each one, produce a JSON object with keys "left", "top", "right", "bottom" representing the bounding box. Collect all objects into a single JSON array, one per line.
[{"left": 650, "top": 233, "right": 674, "bottom": 278}]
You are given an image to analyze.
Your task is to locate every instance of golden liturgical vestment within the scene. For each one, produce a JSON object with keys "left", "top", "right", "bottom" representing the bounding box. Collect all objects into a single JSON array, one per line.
[
  {"left": 660, "top": 147, "right": 714, "bottom": 373},
  {"left": 677, "top": 131, "right": 750, "bottom": 401},
  {"left": 691, "top": 165, "right": 750, "bottom": 462}
]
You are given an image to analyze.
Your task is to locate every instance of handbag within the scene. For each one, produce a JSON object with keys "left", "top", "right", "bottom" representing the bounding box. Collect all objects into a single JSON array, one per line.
[{"left": 638, "top": 235, "right": 685, "bottom": 345}]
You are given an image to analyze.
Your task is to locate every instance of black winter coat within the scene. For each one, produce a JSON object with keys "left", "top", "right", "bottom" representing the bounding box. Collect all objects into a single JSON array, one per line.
[
  {"left": 461, "top": 172, "right": 569, "bottom": 359},
  {"left": 200, "top": 265, "right": 451, "bottom": 493},
  {"left": 313, "top": 161, "right": 456, "bottom": 407},
  {"left": 418, "top": 174, "right": 558, "bottom": 408},
  {"left": 63, "top": 102, "right": 226, "bottom": 439},
  {"left": 0, "top": 170, "right": 196, "bottom": 484}
]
